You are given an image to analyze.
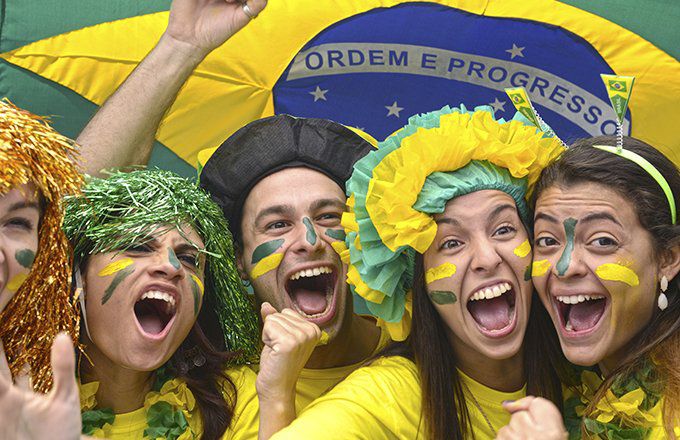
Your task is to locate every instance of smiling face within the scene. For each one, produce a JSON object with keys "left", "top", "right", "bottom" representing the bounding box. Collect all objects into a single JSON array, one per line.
[
  {"left": 533, "top": 182, "right": 664, "bottom": 367},
  {"left": 238, "top": 167, "right": 350, "bottom": 340},
  {"left": 82, "top": 225, "right": 206, "bottom": 371},
  {"left": 0, "top": 184, "right": 40, "bottom": 312},
  {"left": 422, "top": 190, "right": 532, "bottom": 360}
]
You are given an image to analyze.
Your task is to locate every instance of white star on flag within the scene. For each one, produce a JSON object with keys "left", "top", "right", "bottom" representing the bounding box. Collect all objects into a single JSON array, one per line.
[
  {"left": 385, "top": 101, "right": 404, "bottom": 118},
  {"left": 489, "top": 98, "right": 506, "bottom": 113},
  {"left": 505, "top": 43, "right": 525, "bottom": 59},
  {"left": 309, "top": 86, "right": 328, "bottom": 102}
]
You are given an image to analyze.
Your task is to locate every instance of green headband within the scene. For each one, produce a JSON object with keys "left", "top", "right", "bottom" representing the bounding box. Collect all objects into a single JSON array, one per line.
[
  {"left": 594, "top": 145, "right": 677, "bottom": 224},
  {"left": 63, "top": 169, "right": 260, "bottom": 361}
]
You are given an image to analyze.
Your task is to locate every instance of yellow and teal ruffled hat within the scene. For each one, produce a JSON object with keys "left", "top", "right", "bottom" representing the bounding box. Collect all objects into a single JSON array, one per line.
[{"left": 343, "top": 104, "right": 565, "bottom": 340}]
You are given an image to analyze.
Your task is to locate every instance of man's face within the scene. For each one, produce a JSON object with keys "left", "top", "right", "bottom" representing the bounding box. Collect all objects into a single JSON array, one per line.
[{"left": 239, "top": 167, "right": 350, "bottom": 341}]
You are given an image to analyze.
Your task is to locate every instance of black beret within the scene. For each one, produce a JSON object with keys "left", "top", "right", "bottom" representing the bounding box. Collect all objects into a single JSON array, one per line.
[{"left": 200, "top": 114, "right": 374, "bottom": 238}]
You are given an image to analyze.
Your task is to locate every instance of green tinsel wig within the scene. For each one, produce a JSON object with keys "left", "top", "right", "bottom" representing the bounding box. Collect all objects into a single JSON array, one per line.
[{"left": 63, "top": 169, "right": 259, "bottom": 362}]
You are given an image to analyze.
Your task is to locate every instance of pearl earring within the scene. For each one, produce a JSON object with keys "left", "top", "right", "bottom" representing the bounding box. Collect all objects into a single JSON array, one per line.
[{"left": 658, "top": 275, "right": 669, "bottom": 311}]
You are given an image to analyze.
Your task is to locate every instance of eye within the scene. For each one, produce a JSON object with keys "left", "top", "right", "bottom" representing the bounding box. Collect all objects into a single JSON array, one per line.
[
  {"left": 126, "top": 243, "right": 153, "bottom": 253},
  {"left": 267, "top": 220, "right": 290, "bottom": 230},
  {"left": 316, "top": 212, "right": 341, "bottom": 224},
  {"left": 589, "top": 236, "right": 618, "bottom": 247},
  {"left": 5, "top": 217, "right": 34, "bottom": 231},
  {"left": 441, "top": 239, "right": 462, "bottom": 250},
  {"left": 535, "top": 236, "right": 559, "bottom": 247},
  {"left": 178, "top": 253, "right": 199, "bottom": 268},
  {"left": 494, "top": 224, "right": 516, "bottom": 237}
]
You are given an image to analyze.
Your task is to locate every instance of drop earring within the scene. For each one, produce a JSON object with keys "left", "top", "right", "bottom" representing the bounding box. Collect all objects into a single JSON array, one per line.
[{"left": 658, "top": 275, "right": 669, "bottom": 311}]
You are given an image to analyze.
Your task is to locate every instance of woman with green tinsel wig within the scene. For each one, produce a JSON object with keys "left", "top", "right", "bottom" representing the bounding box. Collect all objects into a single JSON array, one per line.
[{"left": 63, "top": 169, "right": 260, "bottom": 440}]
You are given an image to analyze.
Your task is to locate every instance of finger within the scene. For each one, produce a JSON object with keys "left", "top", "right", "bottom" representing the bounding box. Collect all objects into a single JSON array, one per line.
[
  {"left": 15, "top": 364, "right": 31, "bottom": 391},
  {"left": 242, "top": 0, "right": 267, "bottom": 16},
  {"left": 0, "top": 340, "right": 11, "bottom": 381},
  {"left": 508, "top": 411, "right": 534, "bottom": 432},
  {"left": 495, "top": 426, "right": 521, "bottom": 440},
  {"left": 260, "top": 302, "right": 278, "bottom": 320},
  {"left": 50, "top": 333, "right": 78, "bottom": 401},
  {"left": 502, "top": 396, "right": 535, "bottom": 413}
]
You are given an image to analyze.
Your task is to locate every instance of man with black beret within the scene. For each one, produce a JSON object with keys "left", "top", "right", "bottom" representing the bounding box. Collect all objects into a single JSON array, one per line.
[{"left": 77, "top": 0, "right": 389, "bottom": 434}]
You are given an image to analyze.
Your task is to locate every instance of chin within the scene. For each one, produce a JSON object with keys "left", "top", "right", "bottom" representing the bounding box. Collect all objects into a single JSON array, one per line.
[{"left": 559, "top": 342, "right": 603, "bottom": 367}]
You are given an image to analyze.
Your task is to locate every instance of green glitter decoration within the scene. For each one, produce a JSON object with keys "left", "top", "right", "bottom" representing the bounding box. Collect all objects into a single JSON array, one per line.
[
  {"left": 429, "top": 290, "right": 458, "bottom": 305},
  {"left": 325, "top": 229, "right": 346, "bottom": 241},
  {"left": 101, "top": 266, "right": 134, "bottom": 305},
  {"left": 251, "top": 239, "right": 284, "bottom": 265},
  {"left": 167, "top": 247, "right": 180, "bottom": 270},
  {"left": 557, "top": 218, "right": 578, "bottom": 276},
  {"left": 303, "top": 217, "right": 317, "bottom": 245},
  {"left": 14, "top": 248, "right": 35, "bottom": 268},
  {"left": 64, "top": 169, "right": 259, "bottom": 362}
]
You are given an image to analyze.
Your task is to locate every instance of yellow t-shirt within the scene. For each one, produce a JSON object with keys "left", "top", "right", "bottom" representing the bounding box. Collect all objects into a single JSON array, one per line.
[
  {"left": 84, "top": 365, "right": 258, "bottom": 440},
  {"left": 271, "top": 356, "right": 526, "bottom": 440}
]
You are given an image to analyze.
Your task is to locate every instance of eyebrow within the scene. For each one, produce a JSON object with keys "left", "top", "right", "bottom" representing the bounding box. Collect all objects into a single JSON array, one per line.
[
  {"left": 310, "top": 198, "right": 346, "bottom": 212},
  {"left": 534, "top": 212, "right": 560, "bottom": 224},
  {"left": 435, "top": 217, "right": 461, "bottom": 227},
  {"left": 580, "top": 211, "right": 623, "bottom": 228},
  {"left": 254, "top": 204, "right": 295, "bottom": 227},
  {"left": 174, "top": 243, "right": 201, "bottom": 254},
  {"left": 8, "top": 201, "right": 40, "bottom": 212},
  {"left": 487, "top": 204, "right": 518, "bottom": 222}
]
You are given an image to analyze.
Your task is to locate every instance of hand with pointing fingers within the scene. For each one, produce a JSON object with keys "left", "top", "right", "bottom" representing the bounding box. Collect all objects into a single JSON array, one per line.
[{"left": 496, "top": 396, "right": 568, "bottom": 440}]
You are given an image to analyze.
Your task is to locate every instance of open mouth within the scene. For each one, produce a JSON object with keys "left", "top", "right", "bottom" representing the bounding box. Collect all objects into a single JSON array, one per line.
[
  {"left": 133, "top": 291, "right": 177, "bottom": 337},
  {"left": 556, "top": 294, "right": 607, "bottom": 334},
  {"left": 285, "top": 266, "right": 337, "bottom": 324},
  {"left": 467, "top": 282, "right": 517, "bottom": 336}
]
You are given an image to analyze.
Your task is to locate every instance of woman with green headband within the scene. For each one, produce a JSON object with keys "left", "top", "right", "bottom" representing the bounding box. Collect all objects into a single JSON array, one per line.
[
  {"left": 499, "top": 136, "right": 680, "bottom": 439},
  {"left": 63, "top": 169, "right": 260, "bottom": 439},
  {"left": 266, "top": 105, "right": 566, "bottom": 440}
]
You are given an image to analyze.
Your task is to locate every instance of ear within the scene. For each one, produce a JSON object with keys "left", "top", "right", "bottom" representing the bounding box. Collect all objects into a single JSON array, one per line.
[
  {"left": 658, "top": 243, "right": 680, "bottom": 283},
  {"left": 235, "top": 247, "right": 249, "bottom": 281}
]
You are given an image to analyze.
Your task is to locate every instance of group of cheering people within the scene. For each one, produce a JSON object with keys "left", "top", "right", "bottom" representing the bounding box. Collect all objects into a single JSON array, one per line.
[{"left": 1, "top": 0, "right": 679, "bottom": 439}]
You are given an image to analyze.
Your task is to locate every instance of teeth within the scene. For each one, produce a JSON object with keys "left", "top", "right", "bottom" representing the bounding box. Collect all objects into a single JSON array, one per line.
[
  {"left": 469, "top": 282, "right": 512, "bottom": 302},
  {"left": 556, "top": 295, "right": 605, "bottom": 304},
  {"left": 289, "top": 266, "right": 333, "bottom": 281},
  {"left": 140, "top": 290, "right": 176, "bottom": 309},
  {"left": 565, "top": 320, "right": 573, "bottom": 332}
]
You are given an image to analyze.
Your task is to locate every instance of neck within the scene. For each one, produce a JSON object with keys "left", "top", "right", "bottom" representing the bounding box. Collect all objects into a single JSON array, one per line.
[
  {"left": 80, "top": 345, "right": 155, "bottom": 414},
  {"left": 450, "top": 338, "right": 525, "bottom": 392},
  {"left": 304, "top": 313, "right": 381, "bottom": 369}
]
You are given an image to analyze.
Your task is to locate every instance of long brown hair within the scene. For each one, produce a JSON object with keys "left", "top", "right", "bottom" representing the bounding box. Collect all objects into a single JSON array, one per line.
[
  {"left": 383, "top": 253, "right": 563, "bottom": 440},
  {"left": 533, "top": 135, "right": 680, "bottom": 436}
]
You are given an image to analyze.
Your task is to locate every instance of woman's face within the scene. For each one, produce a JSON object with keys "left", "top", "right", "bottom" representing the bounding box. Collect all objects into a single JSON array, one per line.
[
  {"left": 532, "top": 182, "right": 679, "bottom": 368},
  {"left": 0, "top": 184, "right": 40, "bottom": 313},
  {"left": 82, "top": 225, "right": 206, "bottom": 371},
  {"left": 422, "top": 190, "right": 533, "bottom": 360}
]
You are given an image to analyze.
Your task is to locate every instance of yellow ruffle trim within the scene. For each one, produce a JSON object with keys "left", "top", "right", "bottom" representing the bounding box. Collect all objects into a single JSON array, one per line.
[
  {"left": 365, "top": 110, "right": 564, "bottom": 253},
  {"left": 376, "top": 290, "right": 413, "bottom": 341}
]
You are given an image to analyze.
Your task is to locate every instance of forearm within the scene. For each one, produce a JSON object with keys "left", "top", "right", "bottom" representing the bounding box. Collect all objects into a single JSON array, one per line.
[
  {"left": 257, "top": 393, "right": 297, "bottom": 440},
  {"left": 77, "top": 33, "right": 207, "bottom": 176}
]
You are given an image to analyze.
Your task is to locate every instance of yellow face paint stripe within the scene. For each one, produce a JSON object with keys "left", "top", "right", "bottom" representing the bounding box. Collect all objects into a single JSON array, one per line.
[
  {"left": 425, "top": 263, "right": 457, "bottom": 284},
  {"left": 7, "top": 272, "right": 29, "bottom": 292},
  {"left": 250, "top": 253, "right": 284, "bottom": 280},
  {"left": 190, "top": 274, "right": 205, "bottom": 296},
  {"left": 595, "top": 263, "right": 640, "bottom": 287},
  {"left": 317, "top": 331, "right": 330, "bottom": 346},
  {"left": 98, "top": 258, "right": 134, "bottom": 277},
  {"left": 514, "top": 239, "right": 531, "bottom": 258},
  {"left": 532, "top": 259, "right": 551, "bottom": 277}
]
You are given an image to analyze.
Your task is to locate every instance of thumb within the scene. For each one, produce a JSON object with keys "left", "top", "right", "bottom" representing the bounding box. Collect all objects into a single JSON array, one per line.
[
  {"left": 260, "top": 302, "right": 277, "bottom": 320},
  {"left": 50, "top": 333, "right": 77, "bottom": 402}
]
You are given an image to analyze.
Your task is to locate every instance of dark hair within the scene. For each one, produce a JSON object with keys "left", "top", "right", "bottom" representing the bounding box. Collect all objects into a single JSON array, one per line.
[
  {"left": 533, "top": 135, "right": 680, "bottom": 435},
  {"left": 382, "top": 254, "right": 563, "bottom": 440}
]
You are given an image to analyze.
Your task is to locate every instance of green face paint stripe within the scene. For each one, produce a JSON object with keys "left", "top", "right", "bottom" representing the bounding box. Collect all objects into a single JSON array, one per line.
[
  {"left": 556, "top": 218, "right": 578, "bottom": 276},
  {"left": 15, "top": 249, "right": 35, "bottom": 269},
  {"left": 303, "top": 217, "right": 317, "bottom": 245},
  {"left": 168, "top": 247, "right": 180, "bottom": 270},
  {"left": 101, "top": 266, "right": 135, "bottom": 305},
  {"left": 524, "top": 264, "right": 532, "bottom": 281},
  {"left": 429, "top": 291, "right": 458, "bottom": 305},
  {"left": 251, "top": 239, "right": 285, "bottom": 265},
  {"left": 190, "top": 279, "right": 201, "bottom": 317},
  {"left": 325, "top": 229, "right": 346, "bottom": 241}
]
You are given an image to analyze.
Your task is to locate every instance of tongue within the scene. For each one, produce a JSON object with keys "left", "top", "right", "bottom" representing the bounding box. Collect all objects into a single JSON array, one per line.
[
  {"left": 468, "top": 296, "right": 511, "bottom": 331},
  {"left": 293, "top": 289, "right": 328, "bottom": 315},
  {"left": 568, "top": 300, "right": 605, "bottom": 331},
  {"left": 138, "top": 313, "right": 164, "bottom": 335}
]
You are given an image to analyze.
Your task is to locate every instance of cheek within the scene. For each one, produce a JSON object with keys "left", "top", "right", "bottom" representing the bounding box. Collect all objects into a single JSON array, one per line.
[{"left": 248, "top": 239, "right": 285, "bottom": 280}]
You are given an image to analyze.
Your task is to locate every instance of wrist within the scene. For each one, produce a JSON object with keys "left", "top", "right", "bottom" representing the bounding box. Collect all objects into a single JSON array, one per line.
[{"left": 157, "top": 32, "right": 210, "bottom": 67}]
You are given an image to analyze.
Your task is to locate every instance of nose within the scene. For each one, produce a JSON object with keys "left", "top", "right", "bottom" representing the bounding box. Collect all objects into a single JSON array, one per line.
[
  {"left": 147, "top": 247, "right": 185, "bottom": 280},
  {"left": 470, "top": 238, "right": 503, "bottom": 273},
  {"left": 292, "top": 217, "right": 325, "bottom": 255},
  {"left": 553, "top": 244, "right": 588, "bottom": 279}
]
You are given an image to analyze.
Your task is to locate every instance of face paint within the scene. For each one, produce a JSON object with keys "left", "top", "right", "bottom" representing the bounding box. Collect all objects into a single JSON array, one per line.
[
  {"left": 513, "top": 239, "right": 531, "bottom": 258},
  {"left": 303, "top": 217, "right": 317, "bottom": 245},
  {"left": 524, "top": 264, "right": 532, "bottom": 281},
  {"left": 6, "top": 272, "right": 28, "bottom": 292},
  {"left": 251, "top": 239, "right": 285, "bottom": 265},
  {"left": 424, "top": 262, "right": 457, "bottom": 284},
  {"left": 251, "top": 254, "right": 284, "bottom": 280},
  {"left": 15, "top": 249, "right": 35, "bottom": 269},
  {"left": 168, "top": 247, "right": 180, "bottom": 270},
  {"left": 595, "top": 263, "right": 640, "bottom": 287},
  {"left": 556, "top": 218, "right": 578, "bottom": 276},
  {"left": 429, "top": 290, "right": 458, "bottom": 305},
  {"left": 101, "top": 266, "right": 135, "bottom": 305},
  {"left": 325, "top": 229, "right": 346, "bottom": 241},
  {"left": 532, "top": 259, "right": 551, "bottom": 277},
  {"left": 97, "top": 258, "right": 134, "bottom": 277},
  {"left": 317, "top": 331, "right": 330, "bottom": 346},
  {"left": 190, "top": 274, "right": 205, "bottom": 316}
]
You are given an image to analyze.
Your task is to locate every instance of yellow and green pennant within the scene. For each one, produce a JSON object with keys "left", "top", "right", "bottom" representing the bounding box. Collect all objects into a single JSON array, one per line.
[
  {"left": 601, "top": 74, "right": 635, "bottom": 126},
  {"left": 505, "top": 87, "right": 541, "bottom": 128}
]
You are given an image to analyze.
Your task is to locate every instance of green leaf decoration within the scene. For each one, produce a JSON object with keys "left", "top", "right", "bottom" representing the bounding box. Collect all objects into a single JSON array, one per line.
[
  {"left": 144, "top": 401, "right": 190, "bottom": 440},
  {"left": 81, "top": 408, "right": 115, "bottom": 435}
]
